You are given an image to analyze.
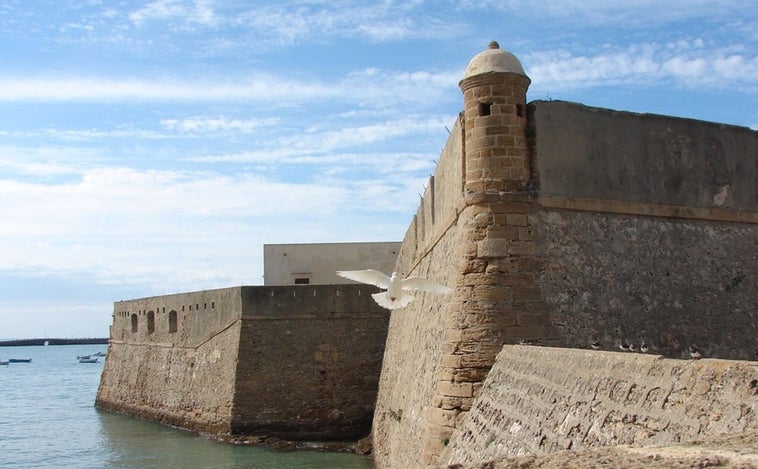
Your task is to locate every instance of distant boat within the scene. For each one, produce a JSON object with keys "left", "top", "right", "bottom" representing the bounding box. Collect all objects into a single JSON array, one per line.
[
  {"left": 78, "top": 357, "right": 98, "bottom": 363},
  {"left": 93, "top": 351, "right": 107, "bottom": 357},
  {"left": 0, "top": 360, "right": 8, "bottom": 366},
  {"left": 8, "top": 358, "right": 32, "bottom": 363},
  {"left": 76, "top": 355, "right": 91, "bottom": 360}
]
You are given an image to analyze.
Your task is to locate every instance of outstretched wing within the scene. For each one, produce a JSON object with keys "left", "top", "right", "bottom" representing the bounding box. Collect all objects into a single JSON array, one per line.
[
  {"left": 400, "top": 276, "right": 452, "bottom": 294},
  {"left": 337, "top": 269, "right": 392, "bottom": 289},
  {"left": 372, "top": 291, "right": 415, "bottom": 310}
]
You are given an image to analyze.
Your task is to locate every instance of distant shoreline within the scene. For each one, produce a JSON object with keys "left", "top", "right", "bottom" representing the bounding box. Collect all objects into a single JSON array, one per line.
[{"left": 0, "top": 338, "right": 109, "bottom": 347}]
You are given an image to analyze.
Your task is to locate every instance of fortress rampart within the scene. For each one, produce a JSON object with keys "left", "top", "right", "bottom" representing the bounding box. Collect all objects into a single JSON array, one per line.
[
  {"left": 96, "top": 285, "right": 389, "bottom": 440},
  {"left": 372, "top": 43, "right": 757, "bottom": 467},
  {"left": 444, "top": 346, "right": 758, "bottom": 464},
  {"left": 96, "top": 42, "right": 756, "bottom": 468}
]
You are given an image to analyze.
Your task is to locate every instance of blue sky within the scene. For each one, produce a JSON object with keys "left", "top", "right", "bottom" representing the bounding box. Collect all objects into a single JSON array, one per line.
[{"left": 0, "top": 0, "right": 755, "bottom": 339}]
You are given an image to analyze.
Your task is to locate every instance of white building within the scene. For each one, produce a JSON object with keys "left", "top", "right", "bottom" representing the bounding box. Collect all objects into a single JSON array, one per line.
[{"left": 263, "top": 242, "right": 401, "bottom": 286}]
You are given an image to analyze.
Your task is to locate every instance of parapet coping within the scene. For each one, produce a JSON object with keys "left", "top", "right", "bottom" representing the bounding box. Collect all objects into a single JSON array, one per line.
[{"left": 539, "top": 194, "right": 758, "bottom": 224}]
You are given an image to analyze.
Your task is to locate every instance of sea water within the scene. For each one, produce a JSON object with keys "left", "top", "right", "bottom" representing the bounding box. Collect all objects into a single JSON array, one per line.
[{"left": 0, "top": 345, "right": 373, "bottom": 468}]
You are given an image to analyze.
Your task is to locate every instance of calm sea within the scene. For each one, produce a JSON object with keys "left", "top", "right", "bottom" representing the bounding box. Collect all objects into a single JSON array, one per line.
[{"left": 0, "top": 345, "right": 373, "bottom": 469}]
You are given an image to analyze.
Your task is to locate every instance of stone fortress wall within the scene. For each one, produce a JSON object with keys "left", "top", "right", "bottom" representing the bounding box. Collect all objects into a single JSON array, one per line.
[
  {"left": 96, "top": 284, "right": 389, "bottom": 440},
  {"left": 95, "top": 41, "right": 757, "bottom": 468},
  {"left": 372, "top": 42, "right": 757, "bottom": 467},
  {"left": 529, "top": 100, "right": 757, "bottom": 360},
  {"left": 98, "top": 288, "right": 244, "bottom": 434},
  {"left": 444, "top": 346, "right": 758, "bottom": 465}
]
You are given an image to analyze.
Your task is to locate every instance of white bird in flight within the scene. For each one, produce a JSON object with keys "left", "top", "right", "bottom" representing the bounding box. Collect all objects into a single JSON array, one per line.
[{"left": 336, "top": 269, "right": 452, "bottom": 310}]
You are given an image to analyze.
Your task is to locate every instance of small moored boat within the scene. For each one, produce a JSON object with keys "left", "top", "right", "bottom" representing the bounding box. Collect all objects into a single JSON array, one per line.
[
  {"left": 9, "top": 358, "right": 32, "bottom": 363},
  {"left": 0, "top": 360, "right": 8, "bottom": 366},
  {"left": 78, "top": 357, "right": 99, "bottom": 363}
]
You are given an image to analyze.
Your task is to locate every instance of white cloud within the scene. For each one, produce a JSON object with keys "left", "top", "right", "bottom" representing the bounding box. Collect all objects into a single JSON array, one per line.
[
  {"left": 231, "top": 2, "right": 460, "bottom": 45},
  {"left": 0, "top": 67, "right": 458, "bottom": 105},
  {"left": 40, "top": 128, "right": 171, "bottom": 141},
  {"left": 0, "top": 76, "right": 312, "bottom": 102},
  {"left": 0, "top": 167, "right": 347, "bottom": 224},
  {"left": 186, "top": 115, "right": 453, "bottom": 164},
  {"left": 526, "top": 42, "right": 758, "bottom": 92},
  {"left": 160, "top": 116, "right": 280, "bottom": 133},
  {"left": 464, "top": 0, "right": 756, "bottom": 26},
  {"left": 1, "top": 0, "right": 754, "bottom": 341},
  {"left": 0, "top": 163, "right": 421, "bottom": 286},
  {"left": 0, "top": 145, "right": 100, "bottom": 170},
  {"left": 2, "top": 119, "right": 280, "bottom": 141},
  {"left": 2, "top": 41, "right": 753, "bottom": 108},
  {"left": 130, "top": 0, "right": 217, "bottom": 28}
]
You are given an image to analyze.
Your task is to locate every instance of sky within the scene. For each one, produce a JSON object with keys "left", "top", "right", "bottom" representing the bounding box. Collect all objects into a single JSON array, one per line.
[{"left": 0, "top": 0, "right": 756, "bottom": 339}]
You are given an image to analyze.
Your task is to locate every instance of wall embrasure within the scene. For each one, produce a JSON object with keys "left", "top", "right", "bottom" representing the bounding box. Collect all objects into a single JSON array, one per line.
[
  {"left": 96, "top": 287, "right": 243, "bottom": 433},
  {"left": 98, "top": 285, "right": 390, "bottom": 441}
]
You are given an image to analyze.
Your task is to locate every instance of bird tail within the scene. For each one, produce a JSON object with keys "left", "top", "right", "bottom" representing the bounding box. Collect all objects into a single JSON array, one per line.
[{"left": 372, "top": 291, "right": 415, "bottom": 310}]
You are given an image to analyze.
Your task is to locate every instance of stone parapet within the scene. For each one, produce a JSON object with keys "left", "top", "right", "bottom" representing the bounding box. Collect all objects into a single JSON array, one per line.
[
  {"left": 444, "top": 345, "right": 758, "bottom": 465},
  {"left": 98, "top": 285, "right": 389, "bottom": 442}
]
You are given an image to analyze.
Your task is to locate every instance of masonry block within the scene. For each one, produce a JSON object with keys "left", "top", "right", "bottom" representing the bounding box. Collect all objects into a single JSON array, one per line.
[
  {"left": 505, "top": 213, "right": 528, "bottom": 226},
  {"left": 473, "top": 284, "right": 513, "bottom": 303},
  {"left": 438, "top": 381, "right": 474, "bottom": 398},
  {"left": 511, "top": 285, "right": 542, "bottom": 303},
  {"left": 429, "top": 407, "right": 460, "bottom": 428},
  {"left": 477, "top": 238, "right": 509, "bottom": 258}
]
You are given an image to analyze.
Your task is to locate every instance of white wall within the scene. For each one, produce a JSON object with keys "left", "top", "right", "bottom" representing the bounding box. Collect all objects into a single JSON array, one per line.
[{"left": 263, "top": 242, "right": 401, "bottom": 285}]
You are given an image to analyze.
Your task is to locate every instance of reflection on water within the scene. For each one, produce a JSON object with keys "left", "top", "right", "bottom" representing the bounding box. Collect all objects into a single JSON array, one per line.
[
  {"left": 0, "top": 345, "right": 373, "bottom": 468},
  {"left": 97, "top": 410, "right": 373, "bottom": 469}
]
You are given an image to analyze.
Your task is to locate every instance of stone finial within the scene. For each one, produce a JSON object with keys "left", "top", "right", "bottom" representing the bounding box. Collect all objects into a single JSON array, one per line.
[{"left": 460, "top": 41, "right": 528, "bottom": 81}]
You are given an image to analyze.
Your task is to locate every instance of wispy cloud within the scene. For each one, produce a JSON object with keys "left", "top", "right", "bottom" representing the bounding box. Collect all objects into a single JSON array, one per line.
[
  {"left": 463, "top": 0, "right": 756, "bottom": 26},
  {"left": 129, "top": 0, "right": 218, "bottom": 28},
  {"left": 0, "top": 76, "right": 326, "bottom": 102},
  {"left": 228, "top": 2, "right": 460, "bottom": 44},
  {"left": 1, "top": 39, "right": 753, "bottom": 106},
  {"left": 0, "top": 68, "right": 459, "bottom": 104},
  {"left": 0, "top": 163, "right": 415, "bottom": 295},
  {"left": 527, "top": 42, "right": 758, "bottom": 92},
  {"left": 0, "top": 0, "right": 754, "bottom": 340},
  {"left": 160, "top": 116, "right": 280, "bottom": 133},
  {"left": 186, "top": 116, "right": 453, "bottom": 164},
  {"left": 0, "top": 145, "right": 103, "bottom": 177}
]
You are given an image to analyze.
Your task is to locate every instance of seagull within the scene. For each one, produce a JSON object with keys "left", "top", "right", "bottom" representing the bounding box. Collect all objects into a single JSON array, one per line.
[
  {"left": 640, "top": 342, "right": 649, "bottom": 353},
  {"left": 688, "top": 344, "right": 702, "bottom": 359},
  {"left": 590, "top": 341, "right": 602, "bottom": 350},
  {"left": 336, "top": 269, "right": 452, "bottom": 310}
]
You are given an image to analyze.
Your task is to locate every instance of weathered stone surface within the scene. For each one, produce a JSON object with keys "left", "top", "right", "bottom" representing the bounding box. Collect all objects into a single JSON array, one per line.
[
  {"left": 97, "top": 284, "right": 389, "bottom": 441},
  {"left": 533, "top": 208, "right": 757, "bottom": 359},
  {"left": 444, "top": 431, "right": 758, "bottom": 469},
  {"left": 373, "top": 60, "right": 756, "bottom": 469},
  {"left": 443, "top": 346, "right": 758, "bottom": 466},
  {"left": 531, "top": 100, "right": 757, "bottom": 211}
]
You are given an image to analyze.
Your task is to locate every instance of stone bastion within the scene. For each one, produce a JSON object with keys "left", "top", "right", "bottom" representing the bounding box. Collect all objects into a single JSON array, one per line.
[{"left": 96, "top": 42, "right": 757, "bottom": 468}]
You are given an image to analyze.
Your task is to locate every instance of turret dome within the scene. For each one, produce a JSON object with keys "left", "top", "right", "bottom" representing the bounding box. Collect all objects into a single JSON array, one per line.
[{"left": 461, "top": 41, "right": 527, "bottom": 80}]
